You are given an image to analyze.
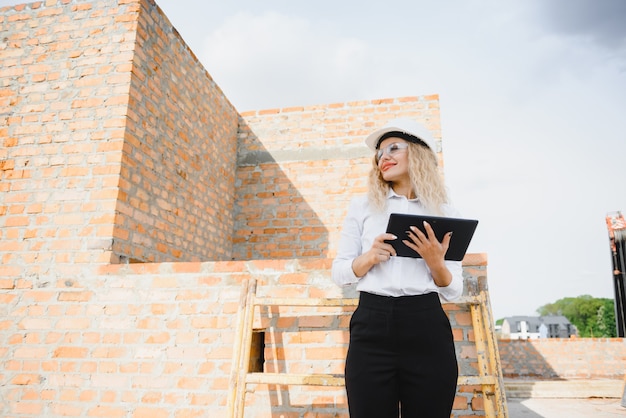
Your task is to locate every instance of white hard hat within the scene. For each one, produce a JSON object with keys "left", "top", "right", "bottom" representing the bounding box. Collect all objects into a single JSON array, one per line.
[{"left": 364, "top": 118, "right": 436, "bottom": 153}]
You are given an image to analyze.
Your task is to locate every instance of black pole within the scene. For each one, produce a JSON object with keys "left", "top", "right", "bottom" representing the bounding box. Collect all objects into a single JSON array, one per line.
[
  {"left": 613, "top": 229, "right": 626, "bottom": 337},
  {"left": 608, "top": 216, "right": 626, "bottom": 408},
  {"left": 606, "top": 212, "right": 626, "bottom": 338}
]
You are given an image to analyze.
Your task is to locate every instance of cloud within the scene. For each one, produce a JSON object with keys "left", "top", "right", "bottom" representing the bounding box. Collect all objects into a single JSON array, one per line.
[
  {"left": 198, "top": 3, "right": 626, "bottom": 115},
  {"left": 532, "top": 0, "right": 626, "bottom": 52},
  {"left": 201, "top": 11, "right": 373, "bottom": 110},
  {"left": 197, "top": 6, "right": 553, "bottom": 110}
]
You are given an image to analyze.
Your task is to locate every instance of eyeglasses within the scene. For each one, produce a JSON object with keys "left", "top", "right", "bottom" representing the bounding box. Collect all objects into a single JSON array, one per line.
[{"left": 376, "top": 142, "right": 409, "bottom": 162}]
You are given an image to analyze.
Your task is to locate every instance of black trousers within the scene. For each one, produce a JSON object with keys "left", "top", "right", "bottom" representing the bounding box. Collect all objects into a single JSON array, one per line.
[{"left": 345, "top": 292, "right": 458, "bottom": 418}]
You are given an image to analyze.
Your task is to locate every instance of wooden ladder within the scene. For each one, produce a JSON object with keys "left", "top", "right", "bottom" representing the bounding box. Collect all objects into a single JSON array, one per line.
[{"left": 227, "top": 278, "right": 508, "bottom": 417}]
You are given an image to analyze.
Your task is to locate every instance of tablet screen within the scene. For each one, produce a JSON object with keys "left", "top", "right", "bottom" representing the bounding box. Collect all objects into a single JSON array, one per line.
[{"left": 385, "top": 213, "right": 478, "bottom": 261}]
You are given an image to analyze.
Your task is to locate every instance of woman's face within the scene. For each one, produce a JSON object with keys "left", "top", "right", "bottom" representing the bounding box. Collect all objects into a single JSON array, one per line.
[{"left": 377, "top": 137, "right": 410, "bottom": 183}]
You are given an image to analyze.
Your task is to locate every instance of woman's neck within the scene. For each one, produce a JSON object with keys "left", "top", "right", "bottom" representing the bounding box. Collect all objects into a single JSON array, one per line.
[{"left": 391, "top": 182, "right": 415, "bottom": 200}]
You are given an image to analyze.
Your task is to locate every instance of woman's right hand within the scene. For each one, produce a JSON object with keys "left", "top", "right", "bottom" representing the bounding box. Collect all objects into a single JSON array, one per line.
[{"left": 351, "top": 233, "right": 397, "bottom": 277}]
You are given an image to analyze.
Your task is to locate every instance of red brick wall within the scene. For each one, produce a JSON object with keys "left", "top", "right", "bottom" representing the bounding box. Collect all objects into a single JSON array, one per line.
[
  {"left": 116, "top": 0, "right": 239, "bottom": 263},
  {"left": 0, "top": 0, "right": 240, "bottom": 271},
  {"left": 235, "top": 97, "right": 444, "bottom": 260},
  {"left": 1, "top": 0, "right": 140, "bottom": 275},
  {"left": 1, "top": 257, "right": 493, "bottom": 417},
  {"left": 498, "top": 338, "right": 626, "bottom": 379},
  {"left": 0, "top": 0, "right": 444, "bottom": 267},
  {"left": 2, "top": 1, "right": 625, "bottom": 418}
]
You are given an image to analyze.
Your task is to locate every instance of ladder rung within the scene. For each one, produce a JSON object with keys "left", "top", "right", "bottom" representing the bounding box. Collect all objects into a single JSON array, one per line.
[
  {"left": 458, "top": 375, "right": 497, "bottom": 386},
  {"left": 254, "top": 297, "right": 358, "bottom": 307},
  {"left": 246, "top": 372, "right": 345, "bottom": 386},
  {"left": 253, "top": 295, "right": 481, "bottom": 308},
  {"left": 444, "top": 295, "right": 481, "bottom": 305},
  {"left": 245, "top": 373, "right": 496, "bottom": 387}
]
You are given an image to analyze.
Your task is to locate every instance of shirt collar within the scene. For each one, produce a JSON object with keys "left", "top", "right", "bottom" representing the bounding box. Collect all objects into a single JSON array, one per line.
[{"left": 387, "top": 188, "right": 420, "bottom": 202}]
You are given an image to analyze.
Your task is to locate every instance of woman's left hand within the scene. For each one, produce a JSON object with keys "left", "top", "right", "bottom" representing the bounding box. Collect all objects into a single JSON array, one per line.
[{"left": 403, "top": 221, "right": 453, "bottom": 286}]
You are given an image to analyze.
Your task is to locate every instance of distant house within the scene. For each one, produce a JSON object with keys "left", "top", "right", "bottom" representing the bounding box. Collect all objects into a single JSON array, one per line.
[{"left": 499, "top": 315, "right": 577, "bottom": 339}]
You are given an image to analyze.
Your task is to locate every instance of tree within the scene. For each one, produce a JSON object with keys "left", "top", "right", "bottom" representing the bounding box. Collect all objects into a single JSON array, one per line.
[{"left": 537, "top": 295, "right": 616, "bottom": 338}]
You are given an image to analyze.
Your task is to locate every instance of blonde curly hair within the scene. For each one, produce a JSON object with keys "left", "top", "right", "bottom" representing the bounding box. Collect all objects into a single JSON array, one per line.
[{"left": 368, "top": 142, "right": 448, "bottom": 215}]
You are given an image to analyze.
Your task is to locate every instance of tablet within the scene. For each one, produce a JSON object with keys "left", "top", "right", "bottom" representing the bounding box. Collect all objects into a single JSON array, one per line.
[{"left": 385, "top": 213, "right": 478, "bottom": 261}]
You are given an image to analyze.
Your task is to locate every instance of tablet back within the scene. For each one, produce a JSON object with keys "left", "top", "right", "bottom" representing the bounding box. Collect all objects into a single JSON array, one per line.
[{"left": 385, "top": 213, "right": 478, "bottom": 261}]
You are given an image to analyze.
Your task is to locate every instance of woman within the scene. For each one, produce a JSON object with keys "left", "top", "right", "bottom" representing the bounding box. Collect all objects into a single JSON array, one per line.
[{"left": 332, "top": 118, "right": 463, "bottom": 417}]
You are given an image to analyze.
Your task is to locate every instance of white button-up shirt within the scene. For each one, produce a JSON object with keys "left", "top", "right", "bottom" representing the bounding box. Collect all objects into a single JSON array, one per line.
[{"left": 332, "top": 190, "right": 463, "bottom": 301}]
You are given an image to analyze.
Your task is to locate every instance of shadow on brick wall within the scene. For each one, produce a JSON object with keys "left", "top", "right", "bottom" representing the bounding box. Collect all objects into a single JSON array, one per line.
[
  {"left": 499, "top": 340, "right": 560, "bottom": 381},
  {"left": 499, "top": 339, "right": 561, "bottom": 401},
  {"left": 232, "top": 119, "right": 331, "bottom": 260}
]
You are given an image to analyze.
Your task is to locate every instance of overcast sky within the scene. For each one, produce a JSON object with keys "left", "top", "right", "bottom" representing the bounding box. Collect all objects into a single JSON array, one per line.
[{"left": 3, "top": 0, "right": 625, "bottom": 320}]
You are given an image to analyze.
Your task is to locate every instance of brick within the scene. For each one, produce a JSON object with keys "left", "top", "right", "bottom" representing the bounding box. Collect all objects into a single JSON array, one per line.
[
  {"left": 0, "top": 279, "right": 15, "bottom": 289},
  {"left": 87, "top": 405, "right": 127, "bottom": 417},
  {"left": 58, "top": 291, "right": 92, "bottom": 302},
  {"left": 13, "top": 402, "right": 43, "bottom": 415},
  {"left": 11, "top": 373, "right": 41, "bottom": 385},
  {"left": 145, "top": 332, "right": 170, "bottom": 344},
  {"left": 53, "top": 346, "right": 89, "bottom": 358},
  {"left": 132, "top": 407, "right": 168, "bottom": 418},
  {"left": 455, "top": 311, "right": 473, "bottom": 326},
  {"left": 14, "top": 347, "right": 48, "bottom": 359}
]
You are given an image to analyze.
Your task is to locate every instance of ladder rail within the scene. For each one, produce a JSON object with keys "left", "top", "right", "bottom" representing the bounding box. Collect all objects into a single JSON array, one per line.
[
  {"left": 480, "top": 288, "right": 510, "bottom": 417},
  {"left": 226, "top": 279, "right": 250, "bottom": 418},
  {"left": 227, "top": 279, "right": 258, "bottom": 418},
  {"left": 470, "top": 294, "right": 497, "bottom": 417}
]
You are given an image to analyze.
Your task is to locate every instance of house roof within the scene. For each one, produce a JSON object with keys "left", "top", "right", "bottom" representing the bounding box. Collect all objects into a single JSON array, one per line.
[
  {"left": 540, "top": 315, "right": 572, "bottom": 326},
  {"left": 502, "top": 315, "right": 573, "bottom": 329}
]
